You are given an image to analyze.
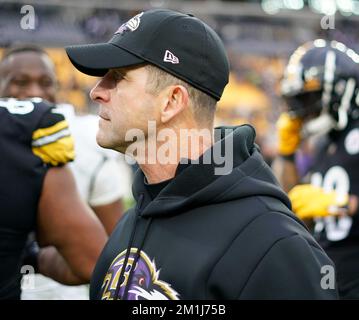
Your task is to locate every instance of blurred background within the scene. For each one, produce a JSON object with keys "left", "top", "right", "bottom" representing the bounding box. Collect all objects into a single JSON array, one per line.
[{"left": 1, "top": 0, "right": 359, "bottom": 164}]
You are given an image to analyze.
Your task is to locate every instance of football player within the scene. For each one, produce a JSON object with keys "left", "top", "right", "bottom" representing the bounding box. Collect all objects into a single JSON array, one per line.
[
  {"left": 0, "top": 45, "right": 126, "bottom": 234},
  {"left": 0, "top": 44, "right": 128, "bottom": 299},
  {"left": 0, "top": 97, "right": 108, "bottom": 299},
  {"left": 272, "top": 39, "right": 359, "bottom": 298}
]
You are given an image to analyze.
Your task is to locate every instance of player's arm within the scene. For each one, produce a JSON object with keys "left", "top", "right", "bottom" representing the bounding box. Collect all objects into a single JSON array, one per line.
[
  {"left": 36, "top": 165, "right": 108, "bottom": 284},
  {"left": 271, "top": 113, "right": 316, "bottom": 228},
  {"left": 32, "top": 108, "right": 107, "bottom": 284},
  {"left": 272, "top": 156, "right": 316, "bottom": 228},
  {"left": 88, "top": 157, "right": 128, "bottom": 234},
  {"left": 272, "top": 156, "right": 300, "bottom": 193},
  {"left": 92, "top": 201, "right": 124, "bottom": 235},
  {"left": 348, "top": 195, "right": 359, "bottom": 216},
  {"left": 272, "top": 113, "right": 303, "bottom": 192}
]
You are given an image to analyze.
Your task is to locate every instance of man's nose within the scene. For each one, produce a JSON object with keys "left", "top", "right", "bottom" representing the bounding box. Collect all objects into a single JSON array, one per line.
[
  {"left": 90, "top": 77, "right": 111, "bottom": 103},
  {"left": 26, "top": 83, "right": 45, "bottom": 99}
]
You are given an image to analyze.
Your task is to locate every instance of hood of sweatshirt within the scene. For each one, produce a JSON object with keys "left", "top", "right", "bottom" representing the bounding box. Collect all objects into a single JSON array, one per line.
[{"left": 132, "top": 124, "right": 291, "bottom": 217}]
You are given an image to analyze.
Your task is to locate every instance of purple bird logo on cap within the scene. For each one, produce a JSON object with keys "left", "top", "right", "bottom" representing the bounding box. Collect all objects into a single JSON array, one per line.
[{"left": 114, "top": 12, "right": 144, "bottom": 35}]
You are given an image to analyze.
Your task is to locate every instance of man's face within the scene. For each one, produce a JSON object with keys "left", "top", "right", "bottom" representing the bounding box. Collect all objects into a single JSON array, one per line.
[
  {"left": 0, "top": 51, "right": 57, "bottom": 103},
  {"left": 90, "top": 65, "right": 160, "bottom": 153}
]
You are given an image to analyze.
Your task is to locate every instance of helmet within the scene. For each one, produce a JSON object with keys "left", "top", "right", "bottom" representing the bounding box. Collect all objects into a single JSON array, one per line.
[{"left": 281, "top": 39, "right": 359, "bottom": 136}]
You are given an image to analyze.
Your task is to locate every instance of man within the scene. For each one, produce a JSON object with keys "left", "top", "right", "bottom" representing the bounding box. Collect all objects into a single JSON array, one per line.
[
  {"left": 66, "top": 9, "right": 338, "bottom": 300},
  {"left": 272, "top": 39, "right": 359, "bottom": 299},
  {"left": 0, "top": 44, "right": 129, "bottom": 299},
  {"left": 0, "top": 97, "right": 107, "bottom": 299},
  {"left": 0, "top": 45, "right": 127, "bottom": 234}
]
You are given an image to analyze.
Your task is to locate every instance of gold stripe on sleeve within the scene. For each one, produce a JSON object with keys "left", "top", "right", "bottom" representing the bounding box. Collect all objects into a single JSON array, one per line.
[{"left": 32, "top": 120, "right": 69, "bottom": 140}]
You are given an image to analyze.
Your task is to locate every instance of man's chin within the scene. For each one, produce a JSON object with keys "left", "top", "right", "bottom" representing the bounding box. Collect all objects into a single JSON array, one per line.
[
  {"left": 96, "top": 135, "right": 127, "bottom": 153},
  {"left": 96, "top": 134, "right": 113, "bottom": 150}
]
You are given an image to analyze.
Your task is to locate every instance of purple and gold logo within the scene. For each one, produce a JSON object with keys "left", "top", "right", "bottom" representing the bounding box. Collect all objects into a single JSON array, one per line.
[
  {"left": 114, "top": 12, "right": 143, "bottom": 35},
  {"left": 101, "top": 248, "right": 180, "bottom": 300}
]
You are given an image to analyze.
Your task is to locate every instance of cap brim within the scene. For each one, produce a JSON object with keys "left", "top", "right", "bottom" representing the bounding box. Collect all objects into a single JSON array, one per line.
[{"left": 65, "top": 43, "right": 145, "bottom": 77}]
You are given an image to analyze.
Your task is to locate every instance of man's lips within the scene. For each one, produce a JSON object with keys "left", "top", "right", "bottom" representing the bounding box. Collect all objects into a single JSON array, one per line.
[{"left": 99, "top": 113, "right": 110, "bottom": 121}]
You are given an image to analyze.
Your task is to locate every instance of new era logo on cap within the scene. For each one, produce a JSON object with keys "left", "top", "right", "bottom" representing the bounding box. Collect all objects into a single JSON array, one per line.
[{"left": 163, "top": 50, "right": 179, "bottom": 64}]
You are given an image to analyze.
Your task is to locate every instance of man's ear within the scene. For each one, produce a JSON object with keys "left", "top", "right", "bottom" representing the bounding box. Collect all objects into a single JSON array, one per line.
[{"left": 160, "top": 85, "right": 189, "bottom": 124}]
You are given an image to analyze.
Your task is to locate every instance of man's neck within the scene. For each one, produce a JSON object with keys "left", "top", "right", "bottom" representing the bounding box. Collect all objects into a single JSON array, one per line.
[
  {"left": 137, "top": 128, "right": 214, "bottom": 184},
  {"left": 140, "top": 163, "right": 180, "bottom": 184}
]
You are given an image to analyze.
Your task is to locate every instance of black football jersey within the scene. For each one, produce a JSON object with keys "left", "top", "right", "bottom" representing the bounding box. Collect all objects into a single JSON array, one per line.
[
  {"left": 0, "top": 98, "right": 74, "bottom": 299},
  {"left": 308, "top": 118, "right": 359, "bottom": 250}
]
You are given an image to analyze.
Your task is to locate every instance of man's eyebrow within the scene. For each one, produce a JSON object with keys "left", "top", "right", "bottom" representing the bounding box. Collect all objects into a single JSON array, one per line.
[
  {"left": 9, "top": 73, "right": 31, "bottom": 78},
  {"left": 11, "top": 72, "right": 53, "bottom": 78},
  {"left": 112, "top": 68, "right": 126, "bottom": 76}
]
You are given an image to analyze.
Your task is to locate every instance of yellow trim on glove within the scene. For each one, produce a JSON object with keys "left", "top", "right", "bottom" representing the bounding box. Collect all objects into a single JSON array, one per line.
[
  {"left": 32, "top": 135, "right": 75, "bottom": 166},
  {"left": 288, "top": 184, "right": 349, "bottom": 220},
  {"left": 276, "top": 113, "right": 303, "bottom": 156}
]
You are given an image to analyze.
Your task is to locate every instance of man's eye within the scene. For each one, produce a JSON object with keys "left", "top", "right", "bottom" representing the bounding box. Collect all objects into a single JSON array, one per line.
[
  {"left": 40, "top": 79, "right": 55, "bottom": 88},
  {"left": 12, "top": 79, "right": 29, "bottom": 87},
  {"left": 112, "top": 71, "right": 124, "bottom": 81}
]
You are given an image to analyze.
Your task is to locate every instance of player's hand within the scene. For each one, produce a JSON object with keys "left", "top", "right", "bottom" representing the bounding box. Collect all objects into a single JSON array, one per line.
[
  {"left": 288, "top": 184, "right": 349, "bottom": 220},
  {"left": 276, "top": 112, "right": 303, "bottom": 156}
]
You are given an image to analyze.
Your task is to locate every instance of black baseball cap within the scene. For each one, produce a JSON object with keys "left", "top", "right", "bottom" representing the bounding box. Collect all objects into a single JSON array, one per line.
[{"left": 65, "top": 9, "right": 229, "bottom": 101}]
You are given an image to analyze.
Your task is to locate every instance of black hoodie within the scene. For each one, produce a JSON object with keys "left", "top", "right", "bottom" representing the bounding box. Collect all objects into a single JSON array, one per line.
[{"left": 90, "top": 125, "right": 338, "bottom": 300}]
